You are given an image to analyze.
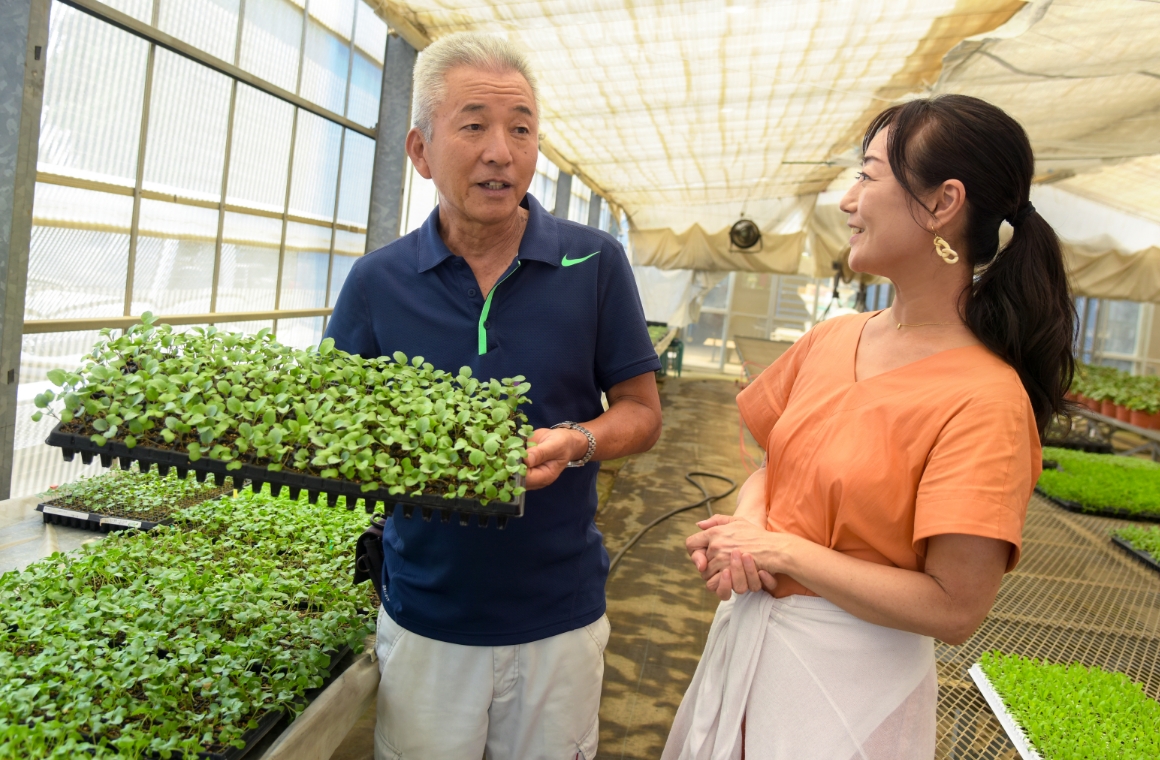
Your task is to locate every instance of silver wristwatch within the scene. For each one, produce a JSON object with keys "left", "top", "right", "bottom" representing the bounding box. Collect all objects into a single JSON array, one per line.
[{"left": 550, "top": 421, "right": 596, "bottom": 467}]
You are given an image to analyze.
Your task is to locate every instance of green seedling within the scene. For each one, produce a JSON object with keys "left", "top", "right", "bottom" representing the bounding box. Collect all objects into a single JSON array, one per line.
[
  {"left": 1071, "top": 363, "right": 1160, "bottom": 414},
  {"left": 39, "top": 465, "right": 229, "bottom": 523},
  {"left": 1038, "top": 447, "right": 1160, "bottom": 517},
  {"left": 0, "top": 489, "right": 377, "bottom": 758},
  {"left": 33, "top": 314, "right": 532, "bottom": 504},
  {"left": 1114, "top": 524, "right": 1160, "bottom": 560},
  {"left": 979, "top": 652, "right": 1160, "bottom": 760},
  {"left": 647, "top": 325, "right": 670, "bottom": 345}
]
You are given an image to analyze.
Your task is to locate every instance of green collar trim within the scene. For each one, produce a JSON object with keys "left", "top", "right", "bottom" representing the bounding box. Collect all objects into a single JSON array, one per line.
[{"left": 478, "top": 261, "right": 521, "bottom": 355}]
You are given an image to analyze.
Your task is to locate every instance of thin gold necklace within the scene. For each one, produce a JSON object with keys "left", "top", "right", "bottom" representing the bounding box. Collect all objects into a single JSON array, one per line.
[{"left": 889, "top": 310, "right": 957, "bottom": 330}]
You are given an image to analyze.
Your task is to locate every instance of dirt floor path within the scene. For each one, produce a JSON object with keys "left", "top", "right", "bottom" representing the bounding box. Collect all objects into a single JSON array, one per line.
[{"left": 595, "top": 376, "right": 754, "bottom": 760}]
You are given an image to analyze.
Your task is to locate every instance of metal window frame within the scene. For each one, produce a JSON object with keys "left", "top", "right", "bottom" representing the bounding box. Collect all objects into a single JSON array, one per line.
[
  {"left": 41, "top": 0, "right": 370, "bottom": 341},
  {"left": 34, "top": 172, "right": 366, "bottom": 234},
  {"left": 272, "top": 0, "right": 312, "bottom": 330},
  {"left": 59, "top": 0, "right": 374, "bottom": 138},
  {"left": 1, "top": 0, "right": 53, "bottom": 499},
  {"left": 321, "top": 3, "right": 360, "bottom": 332},
  {"left": 24, "top": 308, "right": 333, "bottom": 334},
  {"left": 122, "top": 0, "right": 159, "bottom": 317},
  {"left": 209, "top": 0, "right": 246, "bottom": 314}
]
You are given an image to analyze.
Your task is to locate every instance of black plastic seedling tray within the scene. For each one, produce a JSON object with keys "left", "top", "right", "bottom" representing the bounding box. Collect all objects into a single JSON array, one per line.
[
  {"left": 37, "top": 485, "right": 235, "bottom": 533},
  {"left": 47, "top": 424, "right": 524, "bottom": 528},
  {"left": 37, "top": 501, "right": 173, "bottom": 533},
  {"left": 1035, "top": 487, "right": 1160, "bottom": 524},
  {"left": 1111, "top": 536, "right": 1160, "bottom": 575}
]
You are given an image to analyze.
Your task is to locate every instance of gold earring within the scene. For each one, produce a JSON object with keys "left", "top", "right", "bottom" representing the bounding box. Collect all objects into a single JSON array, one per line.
[{"left": 932, "top": 231, "right": 959, "bottom": 264}]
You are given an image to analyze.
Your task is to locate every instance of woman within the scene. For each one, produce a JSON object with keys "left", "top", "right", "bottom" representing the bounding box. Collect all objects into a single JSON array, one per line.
[{"left": 663, "top": 95, "right": 1075, "bottom": 760}]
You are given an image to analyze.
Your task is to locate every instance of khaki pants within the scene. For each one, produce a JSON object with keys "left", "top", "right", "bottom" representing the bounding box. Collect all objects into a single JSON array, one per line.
[{"left": 374, "top": 608, "right": 610, "bottom": 760}]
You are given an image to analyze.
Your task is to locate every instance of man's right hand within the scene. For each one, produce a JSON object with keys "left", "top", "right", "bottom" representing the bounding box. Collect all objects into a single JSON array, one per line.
[{"left": 523, "top": 427, "right": 589, "bottom": 490}]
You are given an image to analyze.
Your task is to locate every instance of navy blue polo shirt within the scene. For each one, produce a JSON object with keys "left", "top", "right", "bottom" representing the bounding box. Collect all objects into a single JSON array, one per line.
[{"left": 324, "top": 193, "right": 660, "bottom": 646}]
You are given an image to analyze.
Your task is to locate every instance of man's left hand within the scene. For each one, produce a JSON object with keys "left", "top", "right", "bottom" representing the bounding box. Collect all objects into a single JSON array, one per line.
[{"left": 524, "top": 427, "right": 589, "bottom": 490}]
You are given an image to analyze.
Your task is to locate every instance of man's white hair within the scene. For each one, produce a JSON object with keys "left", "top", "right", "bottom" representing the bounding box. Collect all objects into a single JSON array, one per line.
[{"left": 412, "top": 32, "right": 539, "bottom": 141}]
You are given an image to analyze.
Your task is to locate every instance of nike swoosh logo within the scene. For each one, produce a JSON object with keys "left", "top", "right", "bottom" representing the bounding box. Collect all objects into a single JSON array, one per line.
[{"left": 561, "top": 251, "right": 600, "bottom": 267}]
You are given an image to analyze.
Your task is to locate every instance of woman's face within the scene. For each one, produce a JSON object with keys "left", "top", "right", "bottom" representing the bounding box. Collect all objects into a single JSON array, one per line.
[{"left": 839, "top": 128, "right": 935, "bottom": 277}]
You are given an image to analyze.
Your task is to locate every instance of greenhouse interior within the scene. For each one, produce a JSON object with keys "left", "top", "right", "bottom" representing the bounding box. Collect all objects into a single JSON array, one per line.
[{"left": 1, "top": 0, "right": 1159, "bottom": 758}]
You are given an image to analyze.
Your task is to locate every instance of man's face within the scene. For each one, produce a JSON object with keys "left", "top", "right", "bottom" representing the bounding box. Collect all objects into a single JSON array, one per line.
[{"left": 407, "top": 66, "right": 539, "bottom": 227}]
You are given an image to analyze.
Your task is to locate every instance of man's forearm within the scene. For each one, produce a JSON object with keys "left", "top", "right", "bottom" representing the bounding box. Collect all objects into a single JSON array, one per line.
[
  {"left": 554, "top": 372, "right": 661, "bottom": 463},
  {"left": 525, "top": 372, "right": 661, "bottom": 488},
  {"left": 580, "top": 395, "right": 662, "bottom": 462}
]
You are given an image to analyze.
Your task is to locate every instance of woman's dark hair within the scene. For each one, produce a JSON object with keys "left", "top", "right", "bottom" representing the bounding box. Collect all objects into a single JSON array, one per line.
[{"left": 864, "top": 94, "right": 1076, "bottom": 435}]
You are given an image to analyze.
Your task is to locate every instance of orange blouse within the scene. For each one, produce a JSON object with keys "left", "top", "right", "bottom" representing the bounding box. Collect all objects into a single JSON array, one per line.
[{"left": 736, "top": 311, "right": 1040, "bottom": 598}]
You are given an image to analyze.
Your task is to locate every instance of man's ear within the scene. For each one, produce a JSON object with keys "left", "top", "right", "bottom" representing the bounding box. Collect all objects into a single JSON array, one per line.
[{"left": 406, "top": 127, "right": 433, "bottom": 180}]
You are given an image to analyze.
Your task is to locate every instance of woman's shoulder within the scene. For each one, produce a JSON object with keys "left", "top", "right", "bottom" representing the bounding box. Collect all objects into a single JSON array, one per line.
[
  {"left": 942, "top": 345, "right": 1035, "bottom": 410},
  {"left": 803, "top": 311, "right": 872, "bottom": 345}
]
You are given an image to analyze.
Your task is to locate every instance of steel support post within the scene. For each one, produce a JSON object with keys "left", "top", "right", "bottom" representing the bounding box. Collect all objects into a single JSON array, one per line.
[
  {"left": 0, "top": 0, "right": 51, "bottom": 498},
  {"left": 209, "top": 0, "right": 246, "bottom": 315},
  {"left": 553, "top": 171, "right": 572, "bottom": 218},
  {"left": 124, "top": 0, "right": 160, "bottom": 317},
  {"left": 365, "top": 33, "right": 416, "bottom": 252},
  {"left": 586, "top": 190, "right": 602, "bottom": 228},
  {"left": 718, "top": 272, "right": 736, "bottom": 371},
  {"left": 1078, "top": 296, "right": 1091, "bottom": 361},
  {"left": 321, "top": 2, "right": 358, "bottom": 333},
  {"left": 272, "top": 0, "right": 309, "bottom": 332}
]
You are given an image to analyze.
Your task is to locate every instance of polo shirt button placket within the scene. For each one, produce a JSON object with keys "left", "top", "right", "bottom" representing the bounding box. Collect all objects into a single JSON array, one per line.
[{"left": 468, "top": 288, "right": 476, "bottom": 297}]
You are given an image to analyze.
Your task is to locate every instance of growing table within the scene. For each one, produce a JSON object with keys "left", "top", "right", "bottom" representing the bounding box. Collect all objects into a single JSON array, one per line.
[
  {"left": 0, "top": 492, "right": 380, "bottom": 760},
  {"left": 1071, "top": 408, "right": 1160, "bottom": 462}
]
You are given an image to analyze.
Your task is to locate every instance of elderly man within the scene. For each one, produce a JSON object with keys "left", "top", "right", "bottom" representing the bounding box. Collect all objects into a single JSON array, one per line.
[{"left": 324, "top": 32, "right": 662, "bottom": 760}]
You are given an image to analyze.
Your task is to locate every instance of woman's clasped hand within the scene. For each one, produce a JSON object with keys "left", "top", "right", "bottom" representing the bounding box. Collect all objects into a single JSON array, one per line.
[{"left": 687, "top": 514, "right": 799, "bottom": 600}]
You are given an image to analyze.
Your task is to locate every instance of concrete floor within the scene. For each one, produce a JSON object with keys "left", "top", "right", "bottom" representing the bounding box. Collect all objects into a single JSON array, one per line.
[
  {"left": 594, "top": 377, "right": 750, "bottom": 760},
  {"left": 328, "top": 375, "right": 752, "bottom": 760}
]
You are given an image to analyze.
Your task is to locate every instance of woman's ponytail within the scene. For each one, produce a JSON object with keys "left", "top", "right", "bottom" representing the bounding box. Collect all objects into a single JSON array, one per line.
[
  {"left": 966, "top": 208, "right": 1076, "bottom": 434},
  {"left": 865, "top": 95, "right": 1077, "bottom": 435}
]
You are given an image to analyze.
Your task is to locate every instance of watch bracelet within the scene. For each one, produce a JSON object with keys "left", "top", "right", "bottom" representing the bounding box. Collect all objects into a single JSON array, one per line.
[{"left": 551, "top": 421, "right": 596, "bottom": 467}]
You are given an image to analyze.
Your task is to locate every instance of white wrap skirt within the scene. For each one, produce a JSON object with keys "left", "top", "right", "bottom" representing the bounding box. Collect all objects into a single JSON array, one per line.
[{"left": 662, "top": 592, "right": 937, "bottom": 760}]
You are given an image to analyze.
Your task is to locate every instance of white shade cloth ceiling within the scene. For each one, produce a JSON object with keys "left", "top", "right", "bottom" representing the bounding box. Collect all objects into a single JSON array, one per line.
[
  {"left": 377, "top": 0, "right": 1160, "bottom": 300},
  {"left": 376, "top": 0, "right": 1022, "bottom": 221}
]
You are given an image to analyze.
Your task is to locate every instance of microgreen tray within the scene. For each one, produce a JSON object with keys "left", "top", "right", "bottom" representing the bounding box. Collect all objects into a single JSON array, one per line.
[
  {"left": 1111, "top": 536, "right": 1160, "bottom": 575},
  {"left": 36, "top": 502, "right": 171, "bottom": 533},
  {"left": 194, "top": 646, "right": 354, "bottom": 760},
  {"left": 36, "top": 472, "right": 235, "bottom": 533},
  {"left": 47, "top": 424, "right": 525, "bottom": 527},
  {"left": 87, "top": 646, "right": 354, "bottom": 760},
  {"left": 1034, "top": 487, "right": 1160, "bottom": 524},
  {"left": 968, "top": 663, "right": 1042, "bottom": 760}
]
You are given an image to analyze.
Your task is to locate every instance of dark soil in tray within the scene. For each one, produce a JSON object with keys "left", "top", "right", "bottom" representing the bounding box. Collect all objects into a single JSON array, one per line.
[
  {"left": 1111, "top": 536, "right": 1160, "bottom": 575},
  {"left": 47, "top": 424, "right": 525, "bottom": 526},
  {"left": 1035, "top": 486, "right": 1160, "bottom": 524}
]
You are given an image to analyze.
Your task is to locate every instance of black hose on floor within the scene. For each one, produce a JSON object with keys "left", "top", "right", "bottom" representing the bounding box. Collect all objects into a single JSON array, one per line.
[{"left": 607, "top": 471, "right": 737, "bottom": 575}]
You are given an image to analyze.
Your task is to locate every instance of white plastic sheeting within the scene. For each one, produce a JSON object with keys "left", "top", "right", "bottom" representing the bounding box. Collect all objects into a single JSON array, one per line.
[
  {"left": 632, "top": 266, "right": 726, "bottom": 328},
  {"left": 377, "top": 0, "right": 1022, "bottom": 227},
  {"left": 807, "top": 184, "right": 1160, "bottom": 302},
  {"left": 630, "top": 196, "right": 812, "bottom": 274},
  {"left": 379, "top": 0, "right": 1160, "bottom": 297},
  {"left": 928, "top": 0, "right": 1160, "bottom": 299}
]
